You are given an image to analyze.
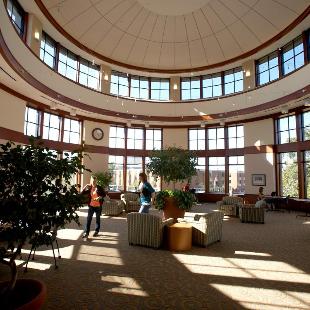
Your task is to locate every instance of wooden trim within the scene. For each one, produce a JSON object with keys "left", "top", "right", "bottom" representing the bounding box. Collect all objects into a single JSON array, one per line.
[{"left": 33, "top": 0, "right": 310, "bottom": 74}]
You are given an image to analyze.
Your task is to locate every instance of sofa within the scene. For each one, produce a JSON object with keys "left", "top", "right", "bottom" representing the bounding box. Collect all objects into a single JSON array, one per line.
[
  {"left": 103, "top": 196, "right": 124, "bottom": 216},
  {"left": 121, "top": 192, "right": 140, "bottom": 213},
  {"left": 217, "top": 196, "right": 243, "bottom": 216},
  {"left": 182, "top": 211, "right": 224, "bottom": 247},
  {"left": 239, "top": 204, "right": 265, "bottom": 223},
  {"left": 127, "top": 213, "right": 174, "bottom": 248}
]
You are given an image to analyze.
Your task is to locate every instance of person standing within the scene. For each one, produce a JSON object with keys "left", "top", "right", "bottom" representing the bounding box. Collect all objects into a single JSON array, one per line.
[
  {"left": 81, "top": 175, "right": 106, "bottom": 238},
  {"left": 138, "top": 172, "right": 155, "bottom": 213}
]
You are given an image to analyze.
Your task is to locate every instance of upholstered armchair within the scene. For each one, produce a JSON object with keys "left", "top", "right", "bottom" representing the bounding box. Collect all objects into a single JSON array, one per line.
[
  {"left": 103, "top": 196, "right": 124, "bottom": 216},
  {"left": 183, "top": 212, "right": 224, "bottom": 247},
  {"left": 121, "top": 192, "right": 140, "bottom": 213},
  {"left": 217, "top": 196, "right": 243, "bottom": 216},
  {"left": 239, "top": 204, "right": 265, "bottom": 224},
  {"left": 127, "top": 213, "right": 174, "bottom": 248}
]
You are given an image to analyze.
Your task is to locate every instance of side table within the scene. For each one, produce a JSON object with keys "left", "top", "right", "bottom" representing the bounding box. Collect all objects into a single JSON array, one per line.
[{"left": 167, "top": 223, "right": 192, "bottom": 251}]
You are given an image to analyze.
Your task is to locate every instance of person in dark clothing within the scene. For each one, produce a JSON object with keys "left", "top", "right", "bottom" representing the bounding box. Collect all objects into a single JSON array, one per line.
[{"left": 81, "top": 175, "right": 106, "bottom": 238}]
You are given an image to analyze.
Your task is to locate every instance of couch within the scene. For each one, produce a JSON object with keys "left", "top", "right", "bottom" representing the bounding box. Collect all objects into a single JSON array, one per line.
[
  {"left": 239, "top": 204, "right": 265, "bottom": 224},
  {"left": 103, "top": 196, "right": 124, "bottom": 216},
  {"left": 127, "top": 213, "right": 174, "bottom": 248},
  {"left": 121, "top": 192, "right": 140, "bottom": 213},
  {"left": 182, "top": 211, "right": 224, "bottom": 247},
  {"left": 217, "top": 196, "right": 243, "bottom": 216}
]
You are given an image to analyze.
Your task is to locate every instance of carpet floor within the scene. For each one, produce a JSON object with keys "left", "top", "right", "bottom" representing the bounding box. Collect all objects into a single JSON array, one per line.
[{"left": 0, "top": 204, "right": 310, "bottom": 310}]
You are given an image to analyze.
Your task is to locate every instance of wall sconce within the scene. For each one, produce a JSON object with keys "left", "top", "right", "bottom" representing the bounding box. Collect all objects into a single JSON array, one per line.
[
  {"left": 200, "top": 122, "right": 205, "bottom": 128},
  {"left": 173, "top": 83, "right": 178, "bottom": 90},
  {"left": 145, "top": 122, "right": 150, "bottom": 128},
  {"left": 245, "top": 70, "right": 251, "bottom": 77},
  {"left": 104, "top": 74, "right": 109, "bottom": 81},
  {"left": 70, "top": 108, "right": 77, "bottom": 116},
  {"left": 34, "top": 31, "right": 40, "bottom": 41}
]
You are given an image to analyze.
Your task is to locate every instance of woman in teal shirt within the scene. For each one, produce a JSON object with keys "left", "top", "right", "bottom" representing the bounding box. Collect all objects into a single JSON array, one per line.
[{"left": 138, "top": 172, "right": 155, "bottom": 213}]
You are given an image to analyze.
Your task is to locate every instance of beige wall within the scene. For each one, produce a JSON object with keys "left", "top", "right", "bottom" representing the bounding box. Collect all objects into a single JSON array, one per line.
[
  {"left": 0, "top": 90, "right": 25, "bottom": 133},
  {"left": 82, "top": 152, "right": 109, "bottom": 187},
  {"left": 245, "top": 153, "right": 275, "bottom": 195},
  {"left": 163, "top": 128, "right": 188, "bottom": 149},
  {"left": 83, "top": 120, "right": 109, "bottom": 147},
  {"left": 244, "top": 118, "right": 274, "bottom": 147},
  {"left": 26, "top": 14, "right": 42, "bottom": 56}
]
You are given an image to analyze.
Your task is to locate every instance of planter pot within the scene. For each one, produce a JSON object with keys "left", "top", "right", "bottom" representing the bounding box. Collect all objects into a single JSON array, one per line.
[
  {"left": 163, "top": 197, "right": 185, "bottom": 221},
  {"left": 0, "top": 279, "right": 46, "bottom": 310}
]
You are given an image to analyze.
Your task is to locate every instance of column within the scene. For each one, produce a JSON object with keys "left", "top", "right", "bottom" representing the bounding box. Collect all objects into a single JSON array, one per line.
[
  {"left": 242, "top": 59, "right": 256, "bottom": 91},
  {"left": 26, "top": 14, "right": 42, "bottom": 56},
  {"left": 170, "top": 76, "right": 180, "bottom": 101},
  {"left": 100, "top": 64, "right": 111, "bottom": 94}
]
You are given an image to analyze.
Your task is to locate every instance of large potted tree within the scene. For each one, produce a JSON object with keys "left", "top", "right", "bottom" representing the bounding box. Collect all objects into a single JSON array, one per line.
[
  {"left": 146, "top": 147, "right": 197, "bottom": 220},
  {"left": 93, "top": 171, "right": 112, "bottom": 191},
  {"left": 0, "top": 140, "right": 86, "bottom": 309}
]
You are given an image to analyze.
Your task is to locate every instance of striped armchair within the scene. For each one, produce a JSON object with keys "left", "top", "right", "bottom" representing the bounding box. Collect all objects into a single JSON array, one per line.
[
  {"left": 183, "top": 212, "right": 224, "bottom": 247},
  {"left": 121, "top": 192, "right": 141, "bottom": 213},
  {"left": 217, "top": 196, "right": 243, "bottom": 216},
  {"left": 127, "top": 213, "right": 174, "bottom": 248},
  {"left": 103, "top": 196, "right": 124, "bottom": 216},
  {"left": 239, "top": 204, "right": 265, "bottom": 224}
]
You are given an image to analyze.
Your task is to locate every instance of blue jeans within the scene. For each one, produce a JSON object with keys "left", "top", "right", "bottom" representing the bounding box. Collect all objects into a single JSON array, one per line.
[
  {"left": 139, "top": 204, "right": 150, "bottom": 213},
  {"left": 85, "top": 206, "right": 102, "bottom": 234}
]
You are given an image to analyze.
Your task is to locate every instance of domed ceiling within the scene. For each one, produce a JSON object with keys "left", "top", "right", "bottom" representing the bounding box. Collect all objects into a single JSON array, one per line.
[{"left": 39, "top": 0, "right": 309, "bottom": 72}]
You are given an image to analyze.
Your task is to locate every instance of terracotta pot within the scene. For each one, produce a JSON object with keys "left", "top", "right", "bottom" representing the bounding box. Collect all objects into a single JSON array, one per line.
[
  {"left": 163, "top": 197, "right": 185, "bottom": 221},
  {"left": 0, "top": 279, "right": 46, "bottom": 310}
]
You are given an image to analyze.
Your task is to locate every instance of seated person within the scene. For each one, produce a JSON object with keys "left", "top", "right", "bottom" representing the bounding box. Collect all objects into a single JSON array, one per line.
[{"left": 255, "top": 187, "right": 267, "bottom": 208}]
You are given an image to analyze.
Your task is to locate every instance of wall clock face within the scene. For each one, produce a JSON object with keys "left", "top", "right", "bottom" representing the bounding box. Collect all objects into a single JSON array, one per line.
[{"left": 92, "top": 128, "right": 104, "bottom": 140}]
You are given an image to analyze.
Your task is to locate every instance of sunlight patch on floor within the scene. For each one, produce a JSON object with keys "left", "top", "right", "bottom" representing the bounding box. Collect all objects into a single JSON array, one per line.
[
  {"left": 173, "top": 254, "right": 310, "bottom": 283},
  {"left": 57, "top": 228, "right": 83, "bottom": 240},
  {"left": 77, "top": 245, "right": 123, "bottom": 265},
  {"left": 210, "top": 284, "right": 310, "bottom": 310},
  {"left": 21, "top": 245, "right": 75, "bottom": 259},
  {"left": 234, "top": 250, "right": 271, "bottom": 257},
  {"left": 101, "top": 275, "right": 149, "bottom": 297}
]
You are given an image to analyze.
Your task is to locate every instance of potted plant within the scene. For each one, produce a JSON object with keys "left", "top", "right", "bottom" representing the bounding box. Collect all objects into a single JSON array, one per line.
[
  {"left": 146, "top": 147, "right": 198, "bottom": 219},
  {"left": 93, "top": 171, "right": 112, "bottom": 191},
  {"left": 0, "top": 139, "right": 87, "bottom": 309}
]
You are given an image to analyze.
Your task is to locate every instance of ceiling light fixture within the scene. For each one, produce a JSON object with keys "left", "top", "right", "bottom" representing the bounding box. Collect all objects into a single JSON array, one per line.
[
  {"left": 70, "top": 108, "right": 77, "bottom": 116},
  {"left": 200, "top": 122, "right": 205, "bottom": 128},
  {"left": 50, "top": 102, "right": 58, "bottom": 110},
  {"left": 281, "top": 106, "right": 288, "bottom": 114}
]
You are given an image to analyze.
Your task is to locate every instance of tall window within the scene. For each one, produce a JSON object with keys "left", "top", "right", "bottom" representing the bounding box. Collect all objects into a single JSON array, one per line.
[
  {"left": 190, "top": 158, "right": 205, "bottom": 193},
  {"left": 202, "top": 73, "right": 222, "bottom": 98},
  {"left": 79, "top": 59, "right": 100, "bottom": 90},
  {"left": 208, "top": 127, "right": 225, "bottom": 150},
  {"left": 302, "top": 111, "right": 310, "bottom": 141},
  {"left": 224, "top": 68, "right": 243, "bottom": 95},
  {"left": 109, "top": 126, "right": 125, "bottom": 148},
  {"left": 126, "top": 157, "right": 142, "bottom": 191},
  {"left": 108, "top": 155, "right": 124, "bottom": 191},
  {"left": 278, "top": 152, "right": 298, "bottom": 197},
  {"left": 6, "top": 0, "right": 25, "bottom": 37},
  {"left": 276, "top": 115, "right": 297, "bottom": 144},
  {"left": 209, "top": 157, "right": 225, "bottom": 193},
  {"left": 304, "top": 151, "right": 310, "bottom": 199},
  {"left": 58, "top": 47, "right": 78, "bottom": 81},
  {"left": 228, "top": 125, "right": 244, "bottom": 149},
  {"left": 150, "top": 78, "right": 170, "bottom": 101},
  {"left": 43, "top": 113, "right": 61, "bottom": 141},
  {"left": 127, "top": 128, "right": 143, "bottom": 150},
  {"left": 256, "top": 52, "right": 279, "bottom": 86},
  {"left": 130, "top": 76, "right": 149, "bottom": 99},
  {"left": 181, "top": 77, "right": 200, "bottom": 100},
  {"left": 63, "top": 118, "right": 81, "bottom": 144},
  {"left": 189, "top": 128, "right": 205, "bottom": 150},
  {"left": 40, "top": 32, "right": 56, "bottom": 69},
  {"left": 145, "top": 157, "right": 161, "bottom": 192},
  {"left": 146, "top": 129, "right": 162, "bottom": 150},
  {"left": 229, "top": 156, "right": 245, "bottom": 194},
  {"left": 282, "top": 36, "right": 304, "bottom": 75},
  {"left": 110, "top": 71, "right": 129, "bottom": 97},
  {"left": 24, "top": 107, "right": 40, "bottom": 137}
]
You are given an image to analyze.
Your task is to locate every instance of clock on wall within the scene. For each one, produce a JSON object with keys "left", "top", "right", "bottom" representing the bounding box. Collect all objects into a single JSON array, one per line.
[{"left": 92, "top": 128, "right": 104, "bottom": 141}]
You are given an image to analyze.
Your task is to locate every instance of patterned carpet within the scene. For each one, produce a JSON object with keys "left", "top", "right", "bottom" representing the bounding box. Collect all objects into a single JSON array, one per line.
[{"left": 1, "top": 204, "right": 310, "bottom": 309}]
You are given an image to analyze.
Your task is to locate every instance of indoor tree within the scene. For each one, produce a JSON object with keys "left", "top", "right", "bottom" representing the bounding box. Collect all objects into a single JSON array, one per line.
[{"left": 0, "top": 139, "right": 87, "bottom": 308}]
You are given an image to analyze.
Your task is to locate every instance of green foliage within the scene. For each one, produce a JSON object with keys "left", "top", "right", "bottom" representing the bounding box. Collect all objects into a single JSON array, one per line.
[
  {"left": 0, "top": 139, "right": 88, "bottom": 295},
  {"left": 146, "top": 147, "right": 198, "bottom": 186},
  {"left": 94, "top": 171, "right": 112, "bottom": 190},
  {"left": 281, "top": 161, "right": 299, "bottom": 197},
  {"left": 155, "top": 190, "right": 197, "bottom": 211}
]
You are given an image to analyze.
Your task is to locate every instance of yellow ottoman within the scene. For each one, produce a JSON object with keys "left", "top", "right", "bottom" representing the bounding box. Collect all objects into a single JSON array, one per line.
[{"left": 167, "top": 223, "right": 192, "bottom": 251}]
